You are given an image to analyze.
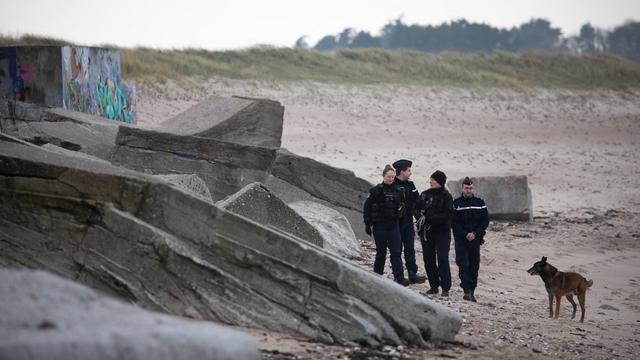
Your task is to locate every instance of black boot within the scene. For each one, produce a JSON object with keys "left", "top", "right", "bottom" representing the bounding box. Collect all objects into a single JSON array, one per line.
[
  {"left": 426, "top": 287, "right": 439, "bottom": 295},
  {"left": 408, "top": 272, "right": 426, "bottom": 284},
  {"left": 463, "top": 292, "right": 473, "bottom": 301},
  {"left": 395, "top": 276, "right": 410, "bottom": 287},
  {"left": 470, "top": 290, "right": 478, "bottom": 302}
]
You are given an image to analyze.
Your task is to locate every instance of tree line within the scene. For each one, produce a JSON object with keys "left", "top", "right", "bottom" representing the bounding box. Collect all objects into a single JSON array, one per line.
[{"left": 295, "top": 18, "right": 640, "bottom": 62}]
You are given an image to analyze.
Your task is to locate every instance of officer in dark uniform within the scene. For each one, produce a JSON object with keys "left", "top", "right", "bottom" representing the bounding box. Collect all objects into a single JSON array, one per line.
[
  {"left": 363, "top": 164, "right": 410, "bottom": 286},
  {"left": 392, "top": 159, "right": 426, "bottom": 284},
  {"left": 452, "top": 177, "right": 489, "bottom": 302},
  {"left": 415, "top": 170, "right": 453, "bottom": 297}
]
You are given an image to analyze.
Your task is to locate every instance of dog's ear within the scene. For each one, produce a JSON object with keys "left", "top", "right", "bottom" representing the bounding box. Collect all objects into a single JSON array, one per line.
[{"left": 542, "top": 256, "right": 547, "bottom": 262}]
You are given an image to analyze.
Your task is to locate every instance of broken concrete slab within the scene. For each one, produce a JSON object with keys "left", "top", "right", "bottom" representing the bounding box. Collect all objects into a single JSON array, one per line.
[
  {"left": 154, "top": 96, "right": 284, "bottom": 147},
  {"left": 0, "top": 104, "right": 121, "bottom": 160},
  {"left": 0, "top": 140, "right": 462, "bottom": 346},
  {"left": 262, "top": 174, "right": 371, "bottom": 242},
  {"left": 41, "top": 143, "right": 112, "bottom": 164},
  {"left": 111, "top": 126, "right": 372, "bottom": 239},
  {"left": 42, "top": 107, "right": 134, "bottom": 126},
  {"left": 155, "top": 173, "right": 213, "bottom": 204},
  {"left": 289, "top": 200, "right": 365, "bottom": 259},
  {"left": 447, "top": 175, "right": 533, "bottom": 221},
  {"left": 0, "top": 269, "right": 259, "bottom": 360},
  {"left": 217, "top": 182, "right": 323, "bottom": 247},
  {"left": 115, "top": 126, "right": 277, "bottom": 171},
  {"left": 271, "top": 148, "right": 371, "bottom": 212},
  {"left": 0, "top": 100, "right": 47, "bottom": 122}
]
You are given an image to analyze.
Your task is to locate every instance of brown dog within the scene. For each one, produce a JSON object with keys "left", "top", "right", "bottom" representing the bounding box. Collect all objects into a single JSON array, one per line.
[{"left": 527, "top": 256, "right": 593, "bottom": 322}]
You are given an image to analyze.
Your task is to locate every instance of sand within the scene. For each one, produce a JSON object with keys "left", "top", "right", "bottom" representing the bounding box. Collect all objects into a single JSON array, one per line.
[{"left": 133, "top": 77, "right": 640, "bottom": 359}]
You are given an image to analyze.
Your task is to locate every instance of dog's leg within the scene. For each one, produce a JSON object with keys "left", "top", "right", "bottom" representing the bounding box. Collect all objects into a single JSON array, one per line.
[
  {"left": 555, "top": 294, "right": 562, "bottom": 319},
  {"left": 578, "top": 288, "right": 587, "bottom": 322},
  {"left": 566, "top": 294, "right": 577, "bottom": 319},
  {"left": 548, "top": 293, "right": 554, "bottom": 318}
]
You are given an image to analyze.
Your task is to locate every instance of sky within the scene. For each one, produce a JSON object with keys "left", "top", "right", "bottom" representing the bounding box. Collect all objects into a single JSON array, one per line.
[{"left": 1, "top": 0, "right": 638, "bottom": 50}]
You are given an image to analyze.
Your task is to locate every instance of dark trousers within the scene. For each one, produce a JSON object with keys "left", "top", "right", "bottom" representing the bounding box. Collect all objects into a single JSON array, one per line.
[
  {"left": 372, "top": 220, "right": 403, "bottom": 278},
  {"left": 421, "top": 228, "right": 451, "bottom": 291},
  {"left": 399, "top": 218, "right": 418, "bottom": 274},
  {"left": 455, "top": 235, "right": 481, "bottom": 292}
]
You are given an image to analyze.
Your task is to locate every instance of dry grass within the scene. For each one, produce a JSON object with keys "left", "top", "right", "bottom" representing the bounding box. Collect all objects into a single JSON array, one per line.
[{"left": 2, "top": 34, "right": 640, "bottom": 89}]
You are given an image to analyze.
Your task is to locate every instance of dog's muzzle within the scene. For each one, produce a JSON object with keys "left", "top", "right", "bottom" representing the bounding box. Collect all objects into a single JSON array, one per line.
[{"left": 527, "top": 267, "right": 538, "bottom": 275}]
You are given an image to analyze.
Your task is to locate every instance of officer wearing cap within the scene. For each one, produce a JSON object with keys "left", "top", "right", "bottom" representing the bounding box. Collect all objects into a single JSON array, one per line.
[
  {"left": 363, "top": 165, "right": 410, "bottom": 286},
  {"left": 392, "top": 159, "right": 427, "bottom": 284},
  {"left": 452, "top": 177, "right": 489, "bottom": 302},
  {"left": 415, "top": 170, "right": 453, "bottom": 297}
]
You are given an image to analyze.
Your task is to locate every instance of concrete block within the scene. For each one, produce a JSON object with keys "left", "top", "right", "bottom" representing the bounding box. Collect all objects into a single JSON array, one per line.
[
  {"left": 155, "top": 96, "right": 284, "bottom": 147},
  {"left": 290, "top": 200, "right": 365, "bottom": 259},
  {"left": 448, "top": 175, "right": 533, "bottom": 221},
  {"left": 0, "top": 269, "right": 259, "bottom": 360},
  {"left": 218, "top": 183, "right": 323, "bottom": 247}
]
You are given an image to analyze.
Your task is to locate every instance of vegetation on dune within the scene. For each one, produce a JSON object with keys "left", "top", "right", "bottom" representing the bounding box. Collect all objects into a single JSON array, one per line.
[
  {"left": 2, "top": 34, "right": 640, "bottom": 89},
  {"left": 120, "top": 47, "right": 640, "bottom": 89}
]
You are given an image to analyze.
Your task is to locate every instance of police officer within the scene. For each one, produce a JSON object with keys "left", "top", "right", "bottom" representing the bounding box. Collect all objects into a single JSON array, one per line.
[
  {"left": 392, "top": 159, "right": 427, "bottom": 284},
  {"left": 452, "top": 177, "right": 489, "bottom": 302},
  {"left": 415, "top": 170, "right": 453, "bottom": 297},
  {"left": 363, "top": 165, "right": 410, "bottom": 286}
]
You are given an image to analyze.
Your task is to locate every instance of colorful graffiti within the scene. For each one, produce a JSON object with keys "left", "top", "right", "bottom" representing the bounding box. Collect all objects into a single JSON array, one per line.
[
  {"left": 0, "top": 47, "right": 31, "bottom": 102},
  {"left": 62, "top": 46, "right": 136, "bottom": 124}
]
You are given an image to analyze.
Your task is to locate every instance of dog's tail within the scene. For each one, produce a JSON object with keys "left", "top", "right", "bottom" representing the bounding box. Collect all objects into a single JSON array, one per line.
[{"left": 585, "top": 279, "right": 593, "bottom": 288}]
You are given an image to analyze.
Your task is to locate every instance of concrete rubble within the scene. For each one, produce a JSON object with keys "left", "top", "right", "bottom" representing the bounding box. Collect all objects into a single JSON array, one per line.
[
  {"left": 290, "top": 200, "right": 366, "bottom": 259},
  {"left": 153, "top": 96, "right": 284, "bottom": 147},
  {"left": 0, "top": 269, "right": 260, "bottom": 360},
  {"left": 0, "top": 98, "right": 463, "bottom": 348},
  {"left": 217, "top": 182, "right": 324, "bottom": 247},
  {"left": 448, "top": 175, "right": 533, "bottom": 221}
]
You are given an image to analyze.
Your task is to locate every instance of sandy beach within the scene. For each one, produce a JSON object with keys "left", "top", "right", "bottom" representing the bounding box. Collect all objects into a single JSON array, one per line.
[{"left": 134, "top": 77, "right": 640, "bottom": 359}]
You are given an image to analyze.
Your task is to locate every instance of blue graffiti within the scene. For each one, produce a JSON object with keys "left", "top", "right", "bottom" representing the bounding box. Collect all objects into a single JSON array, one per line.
[{"left": 0, "top": 47, "right": 18, "bottom": 100}]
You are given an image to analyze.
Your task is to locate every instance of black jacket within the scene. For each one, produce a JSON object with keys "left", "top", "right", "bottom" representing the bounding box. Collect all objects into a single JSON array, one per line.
[
  {"left": 415, "top": 187, "right": 453, "bottom": 232},
  {"left": 363, "top": 183, "right": 404, "bottom": 225},
  {"left": 451, "top": 195, "right": 490, "bottom": 240},
  {"left": 393, "top": 177, "right": 419, "bottom": 222}
]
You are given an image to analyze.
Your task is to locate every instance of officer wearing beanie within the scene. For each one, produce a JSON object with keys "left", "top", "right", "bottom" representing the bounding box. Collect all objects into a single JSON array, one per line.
[
  {"left": 452, "top": 177, "right": 489, "bottom": 302},
  {"left": 392, "top": 159, "right": 427, "bottom": 284},
  {"left": 415, "top": 170, "right": 454, "bottom": 297},
  {"left": 363, "top": 165, "right": 410, "bottom": 286}
]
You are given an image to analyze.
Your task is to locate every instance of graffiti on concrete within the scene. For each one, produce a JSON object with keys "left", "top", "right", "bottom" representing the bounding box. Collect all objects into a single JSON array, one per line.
[
  {"left": 62, "top": 46, "right": 136, "bottom": 123},
  {"left": 0, "top": 47, "right": 31, "bottom": 102}
]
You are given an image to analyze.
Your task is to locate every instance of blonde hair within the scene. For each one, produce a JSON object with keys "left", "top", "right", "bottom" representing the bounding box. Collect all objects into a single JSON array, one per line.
[{"left": 382, "top": 164, "right": 395, "bottom": 176}]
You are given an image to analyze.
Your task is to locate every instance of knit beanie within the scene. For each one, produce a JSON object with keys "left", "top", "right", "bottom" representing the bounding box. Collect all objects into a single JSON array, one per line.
[{"left": 430, "top": 170, "right": 447, "bottom": 187}]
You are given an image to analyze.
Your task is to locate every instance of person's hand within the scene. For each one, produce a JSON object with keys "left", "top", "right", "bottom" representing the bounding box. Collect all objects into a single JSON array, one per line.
[
  {"left": 466, "top": 232, "right": 476, "bottom": 241},
  {"left": 416, "top": 215, "right": 426, "bottom": 232},
  {"left": 365, "top": 224, "right": 372, "bottom": 236}
]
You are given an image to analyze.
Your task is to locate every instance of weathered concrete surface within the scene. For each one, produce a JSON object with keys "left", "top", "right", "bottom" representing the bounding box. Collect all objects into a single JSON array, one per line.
[
  {"left": 111, "top": 126, "right": 372, "bottom": 239},
  {"left": 218, "top": 183, "right": 323, "bottom": 247},
  {"left": 0, "top": 140, "right": 461, "bottom": 346},
  {"left": 0, "top": 269, "right": 259, "bottom": 360},
  {"left": 0, "top": 100, "right": 48, "bottom": 122},
  {"left": 155, "top": 173, "right": 213, "bottom": 204},
  {"left": 114, "top": 126, "right": 277, "bottom": 171},
  {"left": 154, "top": 96, "right": 284, "bottom": 147},
  {"left": 1, "top": 104, "right": 371, "bottom": 239},
  {"left": 271, "top": 148, "right": 370, "bottom": 212},
  {"left": 290, "top": 200, "right": 365, "bottom": 260},
  {"left": 448, "top": 176, "right": 533, "bottom": 221},
  {"left": 0, "top": 104, "right": 121, "bottom": 160}
]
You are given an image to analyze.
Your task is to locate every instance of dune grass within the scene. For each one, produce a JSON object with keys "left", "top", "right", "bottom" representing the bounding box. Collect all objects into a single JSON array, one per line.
[{"left": 2, "top": 34, "right": 640, "bottom": 89}]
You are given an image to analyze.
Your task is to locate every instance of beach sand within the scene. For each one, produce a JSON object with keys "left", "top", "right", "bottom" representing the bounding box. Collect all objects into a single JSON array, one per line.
[{"left": 134, "top": 77, "right": 640, "bottom": 359}]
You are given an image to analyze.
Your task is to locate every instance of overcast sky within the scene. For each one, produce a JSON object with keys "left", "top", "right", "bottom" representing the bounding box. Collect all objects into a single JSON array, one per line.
[{"left": 1, "top": 0, "right": 638, "bottom": 50}]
